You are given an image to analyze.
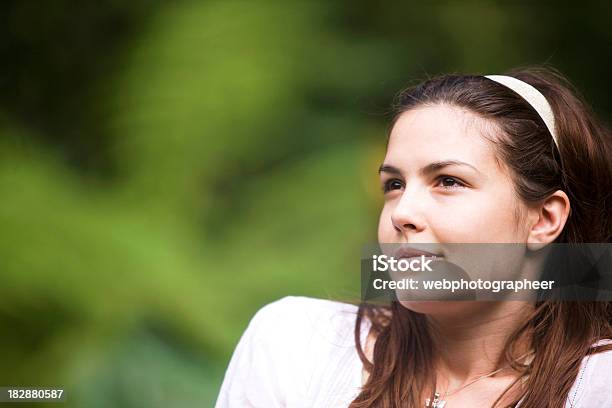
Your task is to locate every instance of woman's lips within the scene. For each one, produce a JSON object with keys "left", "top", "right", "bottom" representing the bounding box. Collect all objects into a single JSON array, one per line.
[
  {"left": 393, "top": 246, "right": 442, "bottom": 261},
  {"left": 400, "top": 255, "right": 443, "bottom": 262}
]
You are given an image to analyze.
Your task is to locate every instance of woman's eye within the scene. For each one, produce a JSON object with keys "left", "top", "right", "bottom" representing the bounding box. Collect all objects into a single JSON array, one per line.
[
  {"left": 382, "top": 179, "right": 403, "bottom": 193},
  {"left": 437, "top": 176, "right": 465, "bottom": 189}
]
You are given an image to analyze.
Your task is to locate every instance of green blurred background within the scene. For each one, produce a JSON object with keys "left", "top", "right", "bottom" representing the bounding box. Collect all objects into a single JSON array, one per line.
[{"left": 1, "top": 1, "right": 611, "bottom": 406}]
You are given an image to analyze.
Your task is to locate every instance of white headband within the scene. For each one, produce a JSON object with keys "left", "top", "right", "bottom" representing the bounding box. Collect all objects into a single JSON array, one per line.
[{"left": 485, "top": 75, "right": 559, "bottom": 149}]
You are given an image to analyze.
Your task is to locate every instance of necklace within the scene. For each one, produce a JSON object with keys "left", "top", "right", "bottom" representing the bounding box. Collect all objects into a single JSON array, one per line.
[{"left": 424, "top": 351, "right": 533, "bottom": 408}]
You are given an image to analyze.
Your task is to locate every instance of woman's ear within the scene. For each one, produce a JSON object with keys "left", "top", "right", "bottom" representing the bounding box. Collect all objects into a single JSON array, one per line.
[{"left": 527, "top": 190, "right": 571, "bottom": 250}]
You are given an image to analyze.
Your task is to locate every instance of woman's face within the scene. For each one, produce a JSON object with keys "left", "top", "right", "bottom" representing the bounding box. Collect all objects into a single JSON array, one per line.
[
  {"left": 378, "top": 104, "right": 528, "bottom": 244},
  {"left": 378, "top": 104, "right": 532, "bottom": 313}
]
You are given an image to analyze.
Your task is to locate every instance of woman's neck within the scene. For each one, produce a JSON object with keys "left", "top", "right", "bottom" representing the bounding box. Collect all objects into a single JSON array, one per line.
[{"left": 427, "top": 301, "right": 534, "bottom": 384}]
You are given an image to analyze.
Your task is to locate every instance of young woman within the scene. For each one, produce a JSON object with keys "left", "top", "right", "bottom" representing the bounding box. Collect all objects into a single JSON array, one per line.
[{"left": 215, "top": 67, "right": 612, "bottom": 407}]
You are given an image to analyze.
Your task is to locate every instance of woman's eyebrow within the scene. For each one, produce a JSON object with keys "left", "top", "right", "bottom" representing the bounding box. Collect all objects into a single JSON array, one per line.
[
  {"left": 378, "top": 164, "right": 402, "bottom": 175},
  {"left": 421, "top": 160, "right": 482, "bottom": 176},
  {"left": 378, "top": 160, "right": 482, "bottom": 176}
]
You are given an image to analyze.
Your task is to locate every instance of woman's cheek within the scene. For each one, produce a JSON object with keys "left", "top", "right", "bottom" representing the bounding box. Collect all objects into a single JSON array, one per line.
[
  {"left": 433, "top": 200, "right": 514, "bottom": 243},
  {"left": 428, "top": 202, "right": 491, "bottom": 242}
]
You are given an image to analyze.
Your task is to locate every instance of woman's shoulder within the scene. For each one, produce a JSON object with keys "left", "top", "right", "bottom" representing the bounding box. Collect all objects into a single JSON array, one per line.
[
  {"left": 568, "top": 339, "right": 612, "bottom": 407},
  {"left": 247, "top": 295, "right": 362, "bottom": 345},
  {"left": 215, "top": 296, "right": 365, "bottom": 407}
]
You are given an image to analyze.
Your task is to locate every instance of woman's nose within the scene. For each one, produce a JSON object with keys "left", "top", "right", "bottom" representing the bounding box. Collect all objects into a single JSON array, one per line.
[{"left": 390, "top": 192, "right": 426, "bottom": 234}]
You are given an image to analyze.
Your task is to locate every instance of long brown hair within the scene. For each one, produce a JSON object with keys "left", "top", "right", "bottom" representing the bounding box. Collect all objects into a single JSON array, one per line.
[{"left": 350, "top": 67, "right": 612, "bottom": 408}]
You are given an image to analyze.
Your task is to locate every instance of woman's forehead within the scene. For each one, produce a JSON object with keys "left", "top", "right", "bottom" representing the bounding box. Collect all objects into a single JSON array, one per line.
[{"left": 386, "top": 105, "right": 500, "bottom": 172}]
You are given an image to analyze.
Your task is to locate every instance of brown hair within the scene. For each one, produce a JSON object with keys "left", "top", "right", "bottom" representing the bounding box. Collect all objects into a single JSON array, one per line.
[{"left": 350, "top": 67, "right": 612, "bottom": 407}]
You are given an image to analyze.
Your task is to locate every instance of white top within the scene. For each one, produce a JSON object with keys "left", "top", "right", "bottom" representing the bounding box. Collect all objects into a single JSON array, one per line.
[{"left": 215, "top": 296, "right": 612, "bottom": 407}]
